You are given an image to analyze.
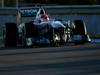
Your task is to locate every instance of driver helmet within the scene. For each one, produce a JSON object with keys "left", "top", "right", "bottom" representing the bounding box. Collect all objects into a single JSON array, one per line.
[{"left": 40, "top": 14, "right": 48, "bottom": 19}]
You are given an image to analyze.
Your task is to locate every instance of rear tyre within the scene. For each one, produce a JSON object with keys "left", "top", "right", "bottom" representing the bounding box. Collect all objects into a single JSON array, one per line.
[
  {"left": 4, "top": 23, "right": 18, "bottom": 47},
  {"left": 21, "top": 22, "right": 35, "bottom": 47}
]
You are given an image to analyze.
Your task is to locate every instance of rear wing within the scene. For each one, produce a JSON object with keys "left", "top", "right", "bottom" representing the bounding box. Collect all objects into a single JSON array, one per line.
[
  {"left": 18, "top": 8, "right": 39, "bottom": 17},
  {"left": 17, "top": 8, "right": 39, "bottom": 24}
]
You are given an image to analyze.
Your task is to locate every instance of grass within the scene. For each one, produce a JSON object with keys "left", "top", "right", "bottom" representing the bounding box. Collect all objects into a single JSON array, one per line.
[
  {"left": 0, "top": 31, "right": 3, "bottom": 37},
  {"left": 89, "top": 34, "right": 100, "bottom": 39}
]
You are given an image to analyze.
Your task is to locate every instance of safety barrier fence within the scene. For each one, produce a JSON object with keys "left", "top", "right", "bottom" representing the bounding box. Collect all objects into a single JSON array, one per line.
[{"left": 0, "top": 5, "right": 100, "bottom": 35}]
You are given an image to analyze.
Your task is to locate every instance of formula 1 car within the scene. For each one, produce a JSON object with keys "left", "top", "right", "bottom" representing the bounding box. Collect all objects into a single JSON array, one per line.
[{"left": 3, "top": 8, "right": 91, "bottom": 47}]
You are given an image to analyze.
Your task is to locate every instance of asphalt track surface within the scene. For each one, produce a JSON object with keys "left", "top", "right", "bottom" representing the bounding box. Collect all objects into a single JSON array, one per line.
[{"left": 0, "top": 43, "right": 100, "bottom": 75}]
